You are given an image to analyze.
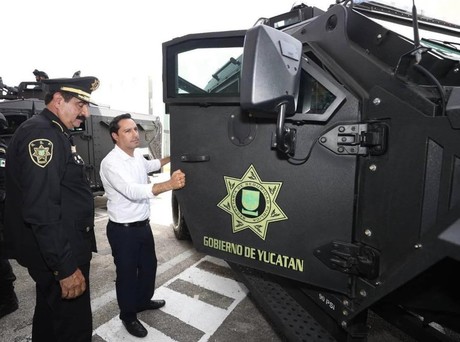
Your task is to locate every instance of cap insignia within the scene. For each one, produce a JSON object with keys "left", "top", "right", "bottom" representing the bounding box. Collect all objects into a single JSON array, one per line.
[{"left": 90, "top": 79, "right": 100, "bottom": 91}]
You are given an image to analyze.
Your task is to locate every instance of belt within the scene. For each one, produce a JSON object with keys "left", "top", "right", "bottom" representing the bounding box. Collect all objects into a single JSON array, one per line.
[{"left": 109, "top": 219, "right": 150, "bottom": 227}]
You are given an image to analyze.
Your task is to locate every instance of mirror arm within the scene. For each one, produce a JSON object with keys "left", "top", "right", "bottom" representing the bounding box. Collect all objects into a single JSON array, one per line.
[
  {"left": 275, "top": 103, "right": 287, "bottom": 151},
  {"left": 275, "top": 103, "right": 296, "bottom": 156}
]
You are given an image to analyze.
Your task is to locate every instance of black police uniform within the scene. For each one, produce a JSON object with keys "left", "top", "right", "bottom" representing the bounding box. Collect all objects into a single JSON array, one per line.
[
  {"left": 4, "top": 108, "right": 97, "bottom": 341},
  {"left": 0, "top": 137, "right": 19, "bottom": 319}
]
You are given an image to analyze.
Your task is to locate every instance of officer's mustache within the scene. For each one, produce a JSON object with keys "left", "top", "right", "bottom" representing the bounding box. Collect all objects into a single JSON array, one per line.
[{"left": 76, "top": 115, "right": 86, "bottom": 122}]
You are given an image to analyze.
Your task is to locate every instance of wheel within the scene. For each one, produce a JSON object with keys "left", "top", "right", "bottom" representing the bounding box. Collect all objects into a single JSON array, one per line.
[{"left": 171, "top": 193, "right": 191, "bottom": 240}]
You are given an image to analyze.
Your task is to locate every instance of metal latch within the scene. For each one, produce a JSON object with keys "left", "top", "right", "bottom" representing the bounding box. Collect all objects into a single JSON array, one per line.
[
  {"left": 318, "top": 123, "right": 387, "bottom": 156},
  {"left": 78, "top": 134, "right": 93, "bottom": 141},
  {"left": 314, "top": 241, "right": 380, "bottom": 280}
]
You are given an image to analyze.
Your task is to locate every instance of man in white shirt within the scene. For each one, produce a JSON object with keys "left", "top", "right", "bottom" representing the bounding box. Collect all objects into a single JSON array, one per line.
[{"left": 100, "top": 113, "right": 185, "bottom": 338}]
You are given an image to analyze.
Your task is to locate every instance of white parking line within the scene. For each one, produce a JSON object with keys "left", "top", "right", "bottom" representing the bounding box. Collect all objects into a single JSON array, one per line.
[
  {"left": 93, "top": 256, "right": 248, "bottom": 341},
  {"left": 92, "top": 249, "right": 195, "bottom": 313}
]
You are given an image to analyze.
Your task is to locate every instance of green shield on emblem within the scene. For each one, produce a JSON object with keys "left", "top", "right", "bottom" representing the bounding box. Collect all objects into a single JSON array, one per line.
[{"left": 242, "top": 189, "right": 260, "bottom": 216}]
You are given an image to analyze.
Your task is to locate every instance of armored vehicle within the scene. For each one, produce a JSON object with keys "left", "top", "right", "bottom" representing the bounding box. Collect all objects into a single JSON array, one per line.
[
  {"left": 0, "top": 79, "right": 162, "bottom": 194},
  {"left": 163, "top": 1, "right": 460, "bottom": 341}
]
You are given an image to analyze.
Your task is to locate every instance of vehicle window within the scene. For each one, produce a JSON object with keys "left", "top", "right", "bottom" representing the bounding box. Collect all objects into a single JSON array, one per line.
[
  {"left": 177, "top": 47, "right": 243, "bottom": 96},
  {"left": 4, "top": 113, "right": 28, "bottom": 135},
  {"left": 290, "top": 58, "right": 346, "bottom": 122},
  {"left": 298, "top": 69, "right": 337, "bottom": 115}
]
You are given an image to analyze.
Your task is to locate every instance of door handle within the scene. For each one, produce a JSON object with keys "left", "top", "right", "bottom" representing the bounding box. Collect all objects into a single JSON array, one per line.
[{"left": 180, "top": 154, "right": 210, "bottom": 162}]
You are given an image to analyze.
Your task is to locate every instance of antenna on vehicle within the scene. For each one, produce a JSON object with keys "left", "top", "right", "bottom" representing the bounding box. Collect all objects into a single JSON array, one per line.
[
  {"left": 412, "top": 0, "right": 422, "bottom": 63},
  {"left": 409, "top": 0, "right": 447, "bottom": 116}
]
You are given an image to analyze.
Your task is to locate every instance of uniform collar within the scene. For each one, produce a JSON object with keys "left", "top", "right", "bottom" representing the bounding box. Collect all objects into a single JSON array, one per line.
[{"left": 41, "top": 108, "right": 71, "bottom": 136}]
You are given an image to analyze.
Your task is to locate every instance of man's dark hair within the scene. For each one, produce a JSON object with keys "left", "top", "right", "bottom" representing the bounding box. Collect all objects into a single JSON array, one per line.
[
  {"left": 44, "top": 91, "right": 75, "bottom": 105},
  {"left": 109, "top": 113, "right": 132, "bottom": 144}
]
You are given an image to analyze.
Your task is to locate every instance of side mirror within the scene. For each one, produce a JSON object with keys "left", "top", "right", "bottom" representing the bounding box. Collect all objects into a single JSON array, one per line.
[
  {"left": 240, "top": 24, "right": 302, "bottom": 116},
  {"left": 240, "top": 24, "right": 302, "bottom": 156}
]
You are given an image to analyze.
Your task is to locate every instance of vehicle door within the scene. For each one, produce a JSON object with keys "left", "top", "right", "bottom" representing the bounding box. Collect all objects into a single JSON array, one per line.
[{"left": 163, "top": 29, "right": 359, "bottom": 294}]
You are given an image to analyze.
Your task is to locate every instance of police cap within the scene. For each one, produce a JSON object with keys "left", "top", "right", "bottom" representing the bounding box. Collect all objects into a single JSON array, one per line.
[{"left": 43, "top": 76, "right": 100, "bottom": 104}]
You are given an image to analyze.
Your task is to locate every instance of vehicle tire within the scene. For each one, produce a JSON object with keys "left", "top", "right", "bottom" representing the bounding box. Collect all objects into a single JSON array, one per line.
[{"left": 171, "top": 193, "right": 191, "bottom": 240}]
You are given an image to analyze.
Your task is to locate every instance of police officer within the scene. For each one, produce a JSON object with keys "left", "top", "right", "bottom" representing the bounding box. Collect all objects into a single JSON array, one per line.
[
  {"left": 0, "top": 112, "right": 18, "bottom": 320},
  {"left": 4, "top": 77, "right": 99, "bottom": 341},
  {"left": 33, "top": 69, "right": 49, "bottom": 82}
]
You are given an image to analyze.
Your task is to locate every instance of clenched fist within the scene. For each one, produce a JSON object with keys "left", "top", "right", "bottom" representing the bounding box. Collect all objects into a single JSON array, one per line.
[
  {"left": 170, "top": 169, "right": 186, "bottom": 190},
  {"left": 152, "top": 169, "right": 186, "bottom": 196},
  {"left": 60, "top": 268, "right": 86, "bottom": 299}
]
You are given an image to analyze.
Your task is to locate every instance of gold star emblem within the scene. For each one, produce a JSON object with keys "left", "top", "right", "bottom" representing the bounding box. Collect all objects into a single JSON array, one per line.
[{"left": 217, "top": 165, "right": 287, "bottom": 240}]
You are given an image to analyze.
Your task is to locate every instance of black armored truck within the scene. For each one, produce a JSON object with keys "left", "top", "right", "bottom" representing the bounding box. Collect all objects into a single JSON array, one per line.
[
  {"left": 0, "top": 78, "right": 162, "bottom": 194},
  {"left": 163, "top": 1, "right": 460, "bottom": 341}
]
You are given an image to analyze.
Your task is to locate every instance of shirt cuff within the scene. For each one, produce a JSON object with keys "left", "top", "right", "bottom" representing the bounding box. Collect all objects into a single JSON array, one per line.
[{"left": 146, "top": 183, "right": 155, "bottom": 198}]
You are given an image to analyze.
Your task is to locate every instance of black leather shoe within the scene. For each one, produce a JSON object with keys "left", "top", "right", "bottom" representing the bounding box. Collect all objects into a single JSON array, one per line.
[
  {"left": 122, "top": 319, "right": 147, "bottom": 338},
  {"left": 137, "top": 299, "right": 166, "bottom": 312}
]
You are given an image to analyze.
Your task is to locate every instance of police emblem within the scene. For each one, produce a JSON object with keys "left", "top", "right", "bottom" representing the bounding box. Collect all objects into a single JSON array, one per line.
[
  {"left": 217, "top": 165, "right": 288, "bottom": 240},
  {"left": 29, "top": 139, "right": 53, "bottom": 168},
  {"left": 90, "top": 79, "right": 100, "bottom": 91}
]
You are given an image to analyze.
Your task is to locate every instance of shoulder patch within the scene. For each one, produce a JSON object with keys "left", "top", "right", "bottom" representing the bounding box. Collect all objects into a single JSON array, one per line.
[
  {"left": 0, "top": 158, "right": 5, "bottom": 168},
  {"left": 29, "top": 139, "right": 53, "bottom": 168}
]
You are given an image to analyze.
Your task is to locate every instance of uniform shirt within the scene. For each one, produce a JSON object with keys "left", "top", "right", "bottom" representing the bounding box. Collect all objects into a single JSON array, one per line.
[
  {"left": 4, "top": 109, "right": 96, "bottom": 280},
  {"left": 100, "top": 145, "right": 161, "bottom": 223}
]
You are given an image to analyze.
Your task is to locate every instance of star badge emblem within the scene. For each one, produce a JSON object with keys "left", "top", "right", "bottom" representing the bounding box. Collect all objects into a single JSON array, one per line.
[
  {"left": 29, "top": 139, "right": 53, "bottom": 168},
  {"left": 217, "top": 165, "right": 288, "bottom": 240}
]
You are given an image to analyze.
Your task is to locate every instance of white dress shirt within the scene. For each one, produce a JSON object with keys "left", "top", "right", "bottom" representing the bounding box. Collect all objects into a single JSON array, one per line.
[{"left": 100, "top": 145, "right": 161, "bottom": 223}]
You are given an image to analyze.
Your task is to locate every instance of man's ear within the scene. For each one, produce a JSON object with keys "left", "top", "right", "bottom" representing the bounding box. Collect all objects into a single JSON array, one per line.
[
  {"left": 48, "top": 92, "right": 63, "bottom": 112},
  {"left": 111, "top": 132, "right": 118, "bottom": 142},
  {"left": 53, "top": 92, "right": 63, "bottom": 104}
]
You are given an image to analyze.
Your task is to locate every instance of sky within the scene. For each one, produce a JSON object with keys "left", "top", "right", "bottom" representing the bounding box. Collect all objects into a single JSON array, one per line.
[{"left": 1, "top": 0, "right": 459, "bottom": 117}]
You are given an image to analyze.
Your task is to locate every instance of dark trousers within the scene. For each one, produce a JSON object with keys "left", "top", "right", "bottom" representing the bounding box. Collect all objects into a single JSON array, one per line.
[
  {"left": 28, "top": 263, "right": 92, "bottom": 342},
  {"left": 0, "top": 258, "right": 16, "bottom": 294},
  {"left": 1, "top": 219, "right": 17, "bottom": 302},
  {"left": 107, "top": 221, "right": 157, "bottom": 322}
]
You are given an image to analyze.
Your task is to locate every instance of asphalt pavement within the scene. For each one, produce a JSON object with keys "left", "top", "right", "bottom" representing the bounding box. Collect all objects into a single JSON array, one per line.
[
  {"left": 2, "top": 172, "right": 446, "bottom": 342},
  {"left": 0, "top": 173, "right": 283, "bottom": 342}
]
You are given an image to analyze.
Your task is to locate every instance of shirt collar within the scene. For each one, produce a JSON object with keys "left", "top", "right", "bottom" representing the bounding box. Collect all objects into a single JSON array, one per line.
[
  {"left": 41, "top": 108, "right": 71, "bottom": 136},
  {"left": 114, "top": 144, "right": 135, "bottom": 161}
]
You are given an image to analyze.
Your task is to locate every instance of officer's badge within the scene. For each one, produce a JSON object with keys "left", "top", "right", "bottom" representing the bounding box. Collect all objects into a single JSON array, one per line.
[
  {"left": 29, "top": 139, "right": 53, "bottom": 168},
  {"left": 0, "top": 158, "right": 5, "bottom": 168}
]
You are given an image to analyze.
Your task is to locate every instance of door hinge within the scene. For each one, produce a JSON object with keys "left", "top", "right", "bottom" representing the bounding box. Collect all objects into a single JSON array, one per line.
[
  {"left": 314, "top": 241, "right": 380, "bottom": 280},
  {"left": 318, "top": 123, "right": 387, "bottom": 156}
]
